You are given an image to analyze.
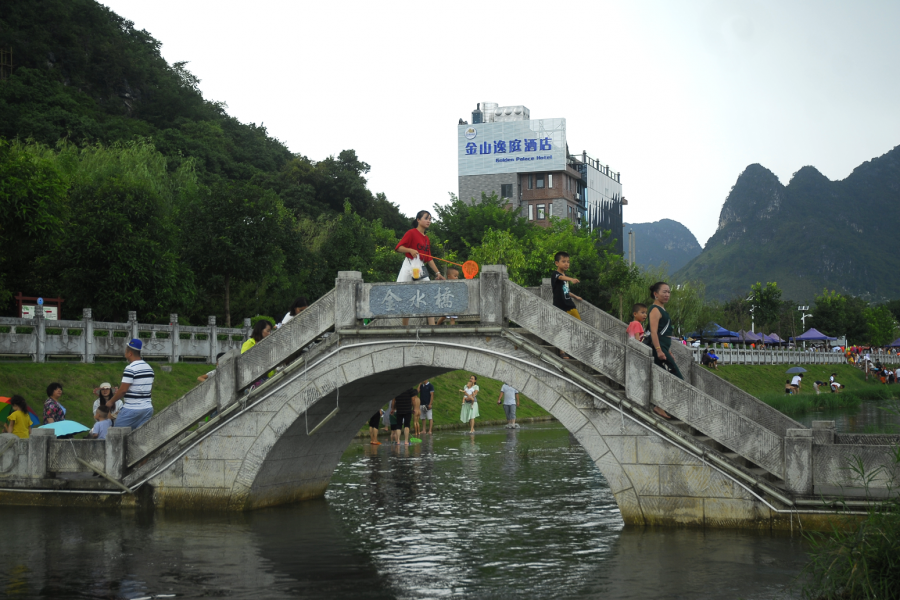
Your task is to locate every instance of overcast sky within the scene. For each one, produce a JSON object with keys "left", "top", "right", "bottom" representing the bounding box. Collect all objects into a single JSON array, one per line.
[{"left": 102, "top": 0, "right": 900, "bottom": 247}]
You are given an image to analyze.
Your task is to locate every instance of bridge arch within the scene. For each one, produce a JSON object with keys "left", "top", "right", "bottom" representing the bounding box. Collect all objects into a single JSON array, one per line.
[{"left": 149, "top": 333, "right": 765, "bottom": 527}]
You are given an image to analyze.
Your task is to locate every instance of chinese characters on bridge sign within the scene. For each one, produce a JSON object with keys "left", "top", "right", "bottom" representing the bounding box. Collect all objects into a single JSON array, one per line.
[{"left": 369, "top": 282, "right": 469, "bottom": 317}]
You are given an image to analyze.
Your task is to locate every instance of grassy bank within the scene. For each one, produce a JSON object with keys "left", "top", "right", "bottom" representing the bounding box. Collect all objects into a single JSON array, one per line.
[
  {"left": 0, "top": 361, "right": 211, "bottom": 427},
  {"left": 0, "top": 362, "right": 551, "bottom": 432},
  {"left": 707, "top": 363, "right": 898, "bottom": 416}
]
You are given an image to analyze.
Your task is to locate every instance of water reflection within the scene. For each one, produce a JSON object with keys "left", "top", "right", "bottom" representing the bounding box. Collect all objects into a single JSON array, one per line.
[
  {"left": 1, "top": 423, "right": 807, "bottom": 599},
  {"left": 794, "top": 398, "right": 900, "bottom": 432}
]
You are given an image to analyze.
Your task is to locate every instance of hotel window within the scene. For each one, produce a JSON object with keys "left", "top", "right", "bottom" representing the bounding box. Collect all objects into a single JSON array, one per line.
[
  {"left": 536, "top": 175, "right": 545, "bottom": 189},
  {"left": 548, "top": 174, "right": 553, "bottom": 188},
  {"left": 528, "top": 204, "right": 534, "bottom": 221},
  {"left": 528, "top": 175, "right": 533, "bottom": 190},
  {"left": 500, "top": 183, "right": 513, "bottom": 198},
  {"left": 537, "top": 204, "right": 546, "bottom": 220}
]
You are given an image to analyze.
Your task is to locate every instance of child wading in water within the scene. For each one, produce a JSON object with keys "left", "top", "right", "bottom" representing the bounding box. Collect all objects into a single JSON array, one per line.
[
  {"left": 395, "top": 210, "right": 445, "bottom": 326},
  {"left": 551, "top": 251, "right": 582, "bottom": 359}
]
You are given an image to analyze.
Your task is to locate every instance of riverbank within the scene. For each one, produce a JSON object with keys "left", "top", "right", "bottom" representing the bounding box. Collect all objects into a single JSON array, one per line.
[
  {"left": 707, "top": 363, "right": 899, "bottom": 416},
  {"left": 0, "top": 361, "right": 211, "bottom": 425},
  {"left": 0, "top": 361, "right": 552, "bottom": 432}
]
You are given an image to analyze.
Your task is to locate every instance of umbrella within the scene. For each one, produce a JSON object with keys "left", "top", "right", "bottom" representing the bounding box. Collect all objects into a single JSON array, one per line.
[
  {"left": 785, "top": 367, "right": 807, "bottom": 374},
  {"left": 38, "top": 421, "right": 90, "bottom": 437},
  {"left": 0, "top": 397, "right": 40, "bottom": 428}
]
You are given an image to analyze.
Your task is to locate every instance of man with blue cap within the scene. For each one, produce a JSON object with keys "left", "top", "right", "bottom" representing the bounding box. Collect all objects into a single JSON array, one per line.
[{"left": 106, "top": 338, "right": 155, "bottom": 430}]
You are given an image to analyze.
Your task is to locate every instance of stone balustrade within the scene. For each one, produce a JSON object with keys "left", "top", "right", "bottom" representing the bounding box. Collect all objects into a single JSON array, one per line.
[{"left": 0, "top": 309, "right": 248, "bottom": 363}]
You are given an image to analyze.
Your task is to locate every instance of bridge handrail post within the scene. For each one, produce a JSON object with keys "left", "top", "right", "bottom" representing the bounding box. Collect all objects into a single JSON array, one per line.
[
  {"left": 28, "top": 428, "right": 53, "bottom": 479},
  {"left": 539, "top": 278, "right": 552, "bottom": 304},
  {"left": 784, "top": 428, "right": 814, "bottom": 494},
  {"left": 215, "top": 348, "right": 240, "bottom": 411},
  {"left": 105, "top": 427, "right": 130, "bottom": 479},
  {"left": 812, "top": 420, "right": 835, "bottom": 445},
  {"left": 625, "top": 338, "right": 653, "bottom": 409},
  {"left": 481, "top": 265, "right": 508, "bottom": 326},
  {"left": 335, "top": 271, "right": 363, "bottom": 329}
]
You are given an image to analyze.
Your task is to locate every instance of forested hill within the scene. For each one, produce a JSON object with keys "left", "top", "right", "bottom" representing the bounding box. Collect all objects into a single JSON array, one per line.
[
  {"left": 0, "top": 0, "right": 409, "bottom": 325},
  {"left": 674, "top": 145, "right": 900, "bottom": 302},
  {"left": 622, "top": 219, "right": 701, "bottom": 274},
  {"left": 0, "top": 0, "right": 636, "bottom": 329}
]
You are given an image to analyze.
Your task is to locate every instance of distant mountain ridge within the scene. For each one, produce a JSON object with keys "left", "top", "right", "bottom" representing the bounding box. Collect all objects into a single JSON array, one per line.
[
  {"left": 674, "top": 145, "right": 900, "bottom": 302},
  {"left": 623, "top": 219, "right": 702, "bottom": 274}
]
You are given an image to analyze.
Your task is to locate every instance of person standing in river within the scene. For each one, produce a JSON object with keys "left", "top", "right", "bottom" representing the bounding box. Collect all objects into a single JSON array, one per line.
[
  {"left": 460, "top": 375, "right": 480, "bottom": 433},
  {"left": 647, "top": 282, "right": 682, "bottom": 419}
]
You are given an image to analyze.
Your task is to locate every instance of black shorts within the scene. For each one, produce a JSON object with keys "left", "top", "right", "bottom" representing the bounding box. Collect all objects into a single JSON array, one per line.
[
  {"left": 391, "top": 423, "right": 401, "bottom": 431},
  {"left": 396, "top": 412, "right": 412, "bottom": 429},
  {"left": 368, "top": 413, "right": 381, "bottom": 429}
]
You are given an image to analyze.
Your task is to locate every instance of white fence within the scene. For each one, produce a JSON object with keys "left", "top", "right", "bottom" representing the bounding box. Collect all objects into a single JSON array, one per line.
[
  {"left": 691, "top": 346, "right": 898, "bottom": 366},
  {"left": 0, "top": 309, "right": 250, "bottom": 363}
]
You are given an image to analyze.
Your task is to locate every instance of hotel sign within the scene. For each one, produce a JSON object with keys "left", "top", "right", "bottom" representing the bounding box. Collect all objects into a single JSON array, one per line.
[{"left": 458, "top": 118, "right": 567, "bottom": 177}]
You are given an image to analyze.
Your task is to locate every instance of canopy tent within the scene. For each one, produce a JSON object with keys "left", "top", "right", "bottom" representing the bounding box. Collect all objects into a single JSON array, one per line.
[
  {"left": 688, "top": 323, "right": 740, "bottom": 339},
  {"left": 737, "top": 330, "right": 763, "bottom": 342},
  {"left": 889, "top": 337, "right": 900, "bottom": 348},
  {"left": 793, "top": 328, "right": 837, "bottom": 342},
  {"left": 761, "top": 333, "right": 788, "bottom": 344}
]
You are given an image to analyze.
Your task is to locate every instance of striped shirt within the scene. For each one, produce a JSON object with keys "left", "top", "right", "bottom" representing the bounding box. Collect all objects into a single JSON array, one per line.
[{"left": 121, "top": 359, "right": 154, "bottom": 410}]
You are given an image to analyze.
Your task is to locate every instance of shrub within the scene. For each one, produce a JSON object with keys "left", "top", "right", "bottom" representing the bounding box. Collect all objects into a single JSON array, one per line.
[
  {"left": 800, "top": 404, "right": 900, "bottom": 599},
  {"left": 250, "top": 315, "right": 276, "bottom": 329}
]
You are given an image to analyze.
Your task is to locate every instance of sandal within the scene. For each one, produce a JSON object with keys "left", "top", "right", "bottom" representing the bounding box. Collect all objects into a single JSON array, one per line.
[{"left": 653, "top": 406, "right": 673, "bottom": 420}]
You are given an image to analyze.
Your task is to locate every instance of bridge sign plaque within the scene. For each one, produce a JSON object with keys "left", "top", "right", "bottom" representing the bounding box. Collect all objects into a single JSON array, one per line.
[{"left": 368, "top": 281, "right": 469, "bottom": 317}]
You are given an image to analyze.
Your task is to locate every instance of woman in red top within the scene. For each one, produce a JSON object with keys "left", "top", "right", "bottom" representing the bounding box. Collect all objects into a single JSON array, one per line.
[{"left": 395, "top": 210, "right": 444, "bottom": 326}]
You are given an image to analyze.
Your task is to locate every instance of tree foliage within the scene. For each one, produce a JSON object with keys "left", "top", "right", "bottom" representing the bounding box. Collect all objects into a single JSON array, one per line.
[{"left": 810, "top": 289, "right": 868, "bottom": 342}]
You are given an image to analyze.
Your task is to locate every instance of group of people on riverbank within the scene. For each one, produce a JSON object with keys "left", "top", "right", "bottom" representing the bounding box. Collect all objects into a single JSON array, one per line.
[{"left": 3, "top": 338, "right": 155, "bottom": 440}]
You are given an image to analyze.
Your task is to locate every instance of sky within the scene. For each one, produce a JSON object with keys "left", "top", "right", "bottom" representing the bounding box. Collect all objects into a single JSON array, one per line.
[{"left": 102, "top": 0, "right": 900, "bottom": 247}]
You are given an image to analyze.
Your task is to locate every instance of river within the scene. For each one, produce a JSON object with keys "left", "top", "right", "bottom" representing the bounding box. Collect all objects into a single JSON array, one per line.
[{"left": 2, "top": 421, "right": 813, "bottom": 599}]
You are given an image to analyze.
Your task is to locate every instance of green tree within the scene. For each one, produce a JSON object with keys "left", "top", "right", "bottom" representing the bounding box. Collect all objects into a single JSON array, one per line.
[
  {"left": 181, "top": 179, "right": 298, "bottom": 326},
  {"left": 749, "top": 282, "right": 783, "bottom": 332},
  {"left": 0, "top": 140, "right": 68, "bottom": 306},
  {"left": 810, "top": 289, "right": 868, "bottom": 342},
  {"left": 60, "top": 178, "right": 196, "bottom": 321},
  {"left": 864, "top": 306, "right": 899, "bottom": 347},
  {"left": 431, "top": 192, "right": 532, "bottom": 262}
]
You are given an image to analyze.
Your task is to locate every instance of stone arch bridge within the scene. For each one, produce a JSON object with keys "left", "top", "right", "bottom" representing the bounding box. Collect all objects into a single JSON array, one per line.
[{"left": 2, "top": 267, "right": 898, "bottom": 529}]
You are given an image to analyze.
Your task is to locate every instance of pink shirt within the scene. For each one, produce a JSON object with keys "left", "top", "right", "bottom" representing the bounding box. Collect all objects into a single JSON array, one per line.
[{"left": 626, "top": 321, "right": 644, "bottom": 340}]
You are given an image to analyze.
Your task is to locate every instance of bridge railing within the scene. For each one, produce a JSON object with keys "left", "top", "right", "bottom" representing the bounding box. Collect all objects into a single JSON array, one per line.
[
  {"left": 0, "top": 309, "right": 246, "bottom": 363},
  {"left": 690, "top": 347, "right": 898, "bottom": 366}
]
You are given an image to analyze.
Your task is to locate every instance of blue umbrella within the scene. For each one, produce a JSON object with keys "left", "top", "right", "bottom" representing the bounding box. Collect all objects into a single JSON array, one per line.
[
  {"left": 39, "top": 421, "right": 90, "bottom": 437},
  {"left": 785, "top": 367, "right": 807, "bottom": 374}
]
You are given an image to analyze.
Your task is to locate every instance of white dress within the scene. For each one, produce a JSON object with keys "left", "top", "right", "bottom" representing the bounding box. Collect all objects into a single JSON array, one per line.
[{"left": 460, "top": 384, "right": 480, "bottom": 422}]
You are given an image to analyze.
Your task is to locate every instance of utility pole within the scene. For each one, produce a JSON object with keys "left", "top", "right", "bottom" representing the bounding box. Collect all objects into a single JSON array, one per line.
[{"left": 797, "top": 305, "right": 812, "bottom": 349}]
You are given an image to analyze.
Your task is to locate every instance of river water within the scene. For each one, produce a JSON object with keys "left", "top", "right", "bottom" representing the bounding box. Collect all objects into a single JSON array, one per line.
[{"left": 3, "top": 422, "right": 810, "bottom": 599}]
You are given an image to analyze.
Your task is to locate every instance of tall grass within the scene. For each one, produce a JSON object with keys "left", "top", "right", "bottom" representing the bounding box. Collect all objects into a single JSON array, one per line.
[
  {"left": 758, "top": 387, "right": 896, "bottom": 416},
  {"left": 799, "top": 402, "right": 900, "bottom": 599}
]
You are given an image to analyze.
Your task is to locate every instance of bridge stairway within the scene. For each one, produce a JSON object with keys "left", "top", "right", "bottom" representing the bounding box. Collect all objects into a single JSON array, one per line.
[{"left": 505, "top": 325, "right": 792, "bottom": 500}]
